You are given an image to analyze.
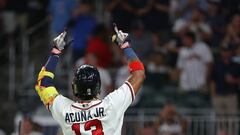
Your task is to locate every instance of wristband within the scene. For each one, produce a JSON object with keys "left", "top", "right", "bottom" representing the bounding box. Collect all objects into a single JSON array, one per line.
[
  {"left": 128, "top": 61, "right": 144, "bottom": 73},
  {"left": 45, "top": 55, "right": 59, "bottom": 72},
  {"left": 51, "top": 48, "right": 62, "bottom": 55},
  {"left": 123, "top": 47, "right": 138, "bottom": 60}
]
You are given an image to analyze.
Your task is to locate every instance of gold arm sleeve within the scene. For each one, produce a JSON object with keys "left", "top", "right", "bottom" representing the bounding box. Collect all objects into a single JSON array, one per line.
[{"left": 35, "top": 67, "right": 59, "bottom": 106}]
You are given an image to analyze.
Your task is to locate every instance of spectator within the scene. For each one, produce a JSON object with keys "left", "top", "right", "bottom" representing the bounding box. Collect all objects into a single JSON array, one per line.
[
  {"left": 146, "top": 51, "right": 172, "bottom": 88},
  {"left": 75, "top": 53, "right": 113, "bottom": 99},
  {"left": 206, "top": 1, "right": 226, "bottom": 47},
  {"left": 155, "top": 104, "right": 187, "bottom": 135},
  {"left": 177, "top": 0, "right": 207, "bottom": 20},
  {"left": 105, "top": 0, "right": 135, "bottom": 31},
  {"left": 190, "top": 8, "right": 212, "bottom": 42},
  {"left": 177, "top": 31, "right": 213, "bottom": 91},
  {"left": 164, "top": 38, "right": 181, "bottom": 68},
  {"left": 121, "top": 0, "right": 170, "bottom": 32},
  {"left": 27, "top": 0, "right": 48, "bottom": 28},
  {"left": 221, "top": 0, "right": 240, "bottom": 19},
  {"left": 166, "top": 14, "right": 190, "bottom": 67},
  {"left": 86, "top": 24, "right": 112, "bottom": 68},
  {"left": 150, "top": 0, "right": 170, "bottom": 32},
  {"left": 19, "top": 116, "right": 43, "bottom": 135},
  {"left": 169, "top": 0, "right": 179, "bottom": 23},
  {"left": 70, "top": 0, "right": 96, "bottom": 62},
  {"left": 48, "top": 0, "right": 77, "bottom": 36},
  {"left": 1, "top": 4, "right": 16, "bottom": 35},
  {"left": 122, "top": 0, "right": 153, "bottom": 18},
  {"left": 121, "top": 0, "right": 149, "bottom": 31},
  {"left": 147, "top": 51, "right": 170, "bottom": 74},
  {"left": 173, "top": 8, "right": 212, "bottom": 43},
  {"left": 210, "top": 46, "right": 240, "bottom": 115},
  {"left": 222, "top": 14, "right": 240, "bottom": 48},
  {"left": 0, "top": 0, "right": 20, "bottom": 57},
  {"left": 130, "top": 20, "right": 153, "bottom": 63},
  {"left": 134, "top": 0, "right": 154, "bottom": 19}
]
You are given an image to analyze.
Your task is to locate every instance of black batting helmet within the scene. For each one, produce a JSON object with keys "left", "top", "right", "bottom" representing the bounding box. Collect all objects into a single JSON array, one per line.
[{"left": 72, "top": 64, "right": 101, "bottom": 100}]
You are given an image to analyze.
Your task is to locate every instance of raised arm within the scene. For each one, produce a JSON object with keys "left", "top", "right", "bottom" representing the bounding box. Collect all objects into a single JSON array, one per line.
[
  {"left": 35, "top": 31, "right": 68, "bottom": 107},
  {"left": 112, "top": 24, "right": 145, "bottom": 94}
]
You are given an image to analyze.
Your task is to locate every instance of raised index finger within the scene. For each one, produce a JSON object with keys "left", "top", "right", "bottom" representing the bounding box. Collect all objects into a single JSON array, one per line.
[{"left": 113, "top": 23, "right": 120, "bottom": 34}]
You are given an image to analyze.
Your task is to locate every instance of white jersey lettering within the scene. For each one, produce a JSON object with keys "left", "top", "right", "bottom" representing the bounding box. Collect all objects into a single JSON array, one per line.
[
  {"left": 50, "top": 81, "right": 135, "bottom": 135},
  {"left": 65, "top": 107, "right": 106, "bottom": 123}
]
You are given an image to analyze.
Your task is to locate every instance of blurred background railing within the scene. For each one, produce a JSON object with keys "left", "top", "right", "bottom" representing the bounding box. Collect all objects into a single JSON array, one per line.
[{"left": 14, "top": 108, "right": 240, "bottom": 135}]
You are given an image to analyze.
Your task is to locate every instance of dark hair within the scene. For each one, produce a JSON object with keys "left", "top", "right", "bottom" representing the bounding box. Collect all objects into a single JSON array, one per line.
[{"left": 183, "top": 31, "right": 196, "bottom": 42}]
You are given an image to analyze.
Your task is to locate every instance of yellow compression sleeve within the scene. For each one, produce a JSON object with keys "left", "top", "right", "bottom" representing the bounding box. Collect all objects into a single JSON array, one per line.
[{"left": 35, "top": 67, "right": 59, "bottom": 106}]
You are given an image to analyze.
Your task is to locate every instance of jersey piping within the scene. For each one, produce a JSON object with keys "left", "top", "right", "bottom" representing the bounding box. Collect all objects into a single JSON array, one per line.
[
  {"left": 125, "top": 81, "right": 135, "bottom": 102},
  {"left": 71, "top": 101, "right": 102, "bottom": 110}
]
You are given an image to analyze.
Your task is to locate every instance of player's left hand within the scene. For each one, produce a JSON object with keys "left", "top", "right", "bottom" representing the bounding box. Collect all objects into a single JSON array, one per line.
[
  {"left": 53, "top": 31, "right": 67, "bottom": 51},
  {"left": 52, "top": 30, "right": 73, "bottom": 55}
]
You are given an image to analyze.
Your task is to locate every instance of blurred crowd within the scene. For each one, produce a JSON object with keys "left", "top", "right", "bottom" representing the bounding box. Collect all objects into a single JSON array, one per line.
[
  {"left": 53, "top": 0, "right": 240, "bottom": 115},
  {"left": 0, "top": 0, "right": 240, "bottom": 135}
]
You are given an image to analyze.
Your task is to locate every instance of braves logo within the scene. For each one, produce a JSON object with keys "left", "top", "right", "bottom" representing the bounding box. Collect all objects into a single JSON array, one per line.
[
  {"left": 87, "top": 74, "right": 94, "bottom": 79},
  {"left": 79, "top": 73, "right": 94, "bottom": 80}
]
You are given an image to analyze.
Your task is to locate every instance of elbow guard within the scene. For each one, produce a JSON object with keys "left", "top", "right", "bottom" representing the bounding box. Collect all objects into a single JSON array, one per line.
[{"left": 35, "top": 67, "right": 59, "bottom": 106}]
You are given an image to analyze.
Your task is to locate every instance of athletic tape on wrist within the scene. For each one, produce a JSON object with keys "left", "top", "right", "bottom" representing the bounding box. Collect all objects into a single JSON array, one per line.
[
  {"left": 123, "top": 46, "right": 138, "bottom": 60},
  {"left": 45, "top": 55, "right": 59, "bottom": 72},
  {"left": 128, "top": 61, "right": 144, "bottom": 72}
]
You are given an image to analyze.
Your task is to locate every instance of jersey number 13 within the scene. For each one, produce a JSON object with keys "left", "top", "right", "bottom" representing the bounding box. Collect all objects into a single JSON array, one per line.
[{"left": 72, "top": 119, "right": 104, "bottom": 135}]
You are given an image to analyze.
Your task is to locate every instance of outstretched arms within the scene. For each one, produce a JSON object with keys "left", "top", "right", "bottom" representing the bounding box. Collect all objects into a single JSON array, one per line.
[
  {"left": 112, "top": 24, "right": 145, "bottom": 94},
  {"left": 35, "top": 31, "right": 68, "bottom": 107}
]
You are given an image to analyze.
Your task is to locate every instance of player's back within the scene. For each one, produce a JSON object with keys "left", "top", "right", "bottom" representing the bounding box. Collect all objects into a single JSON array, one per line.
[{"left": 50, "top": 82, "right": 134, "bottom": 135}]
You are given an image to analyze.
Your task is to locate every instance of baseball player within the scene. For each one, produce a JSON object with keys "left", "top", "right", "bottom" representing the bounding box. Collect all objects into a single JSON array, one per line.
[{"left": 35, "top": 25, "right": 145, "bottom": 135}]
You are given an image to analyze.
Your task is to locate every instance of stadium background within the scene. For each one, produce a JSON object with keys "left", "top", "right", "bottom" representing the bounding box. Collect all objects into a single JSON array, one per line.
[{"left": 0, "top": 0, "right": 240, "bottom": 135}]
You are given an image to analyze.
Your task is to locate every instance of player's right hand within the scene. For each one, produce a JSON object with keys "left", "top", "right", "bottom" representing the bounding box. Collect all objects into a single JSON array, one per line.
[{"left": 112, "top": 23, "right": 130, "bottom": 49}]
